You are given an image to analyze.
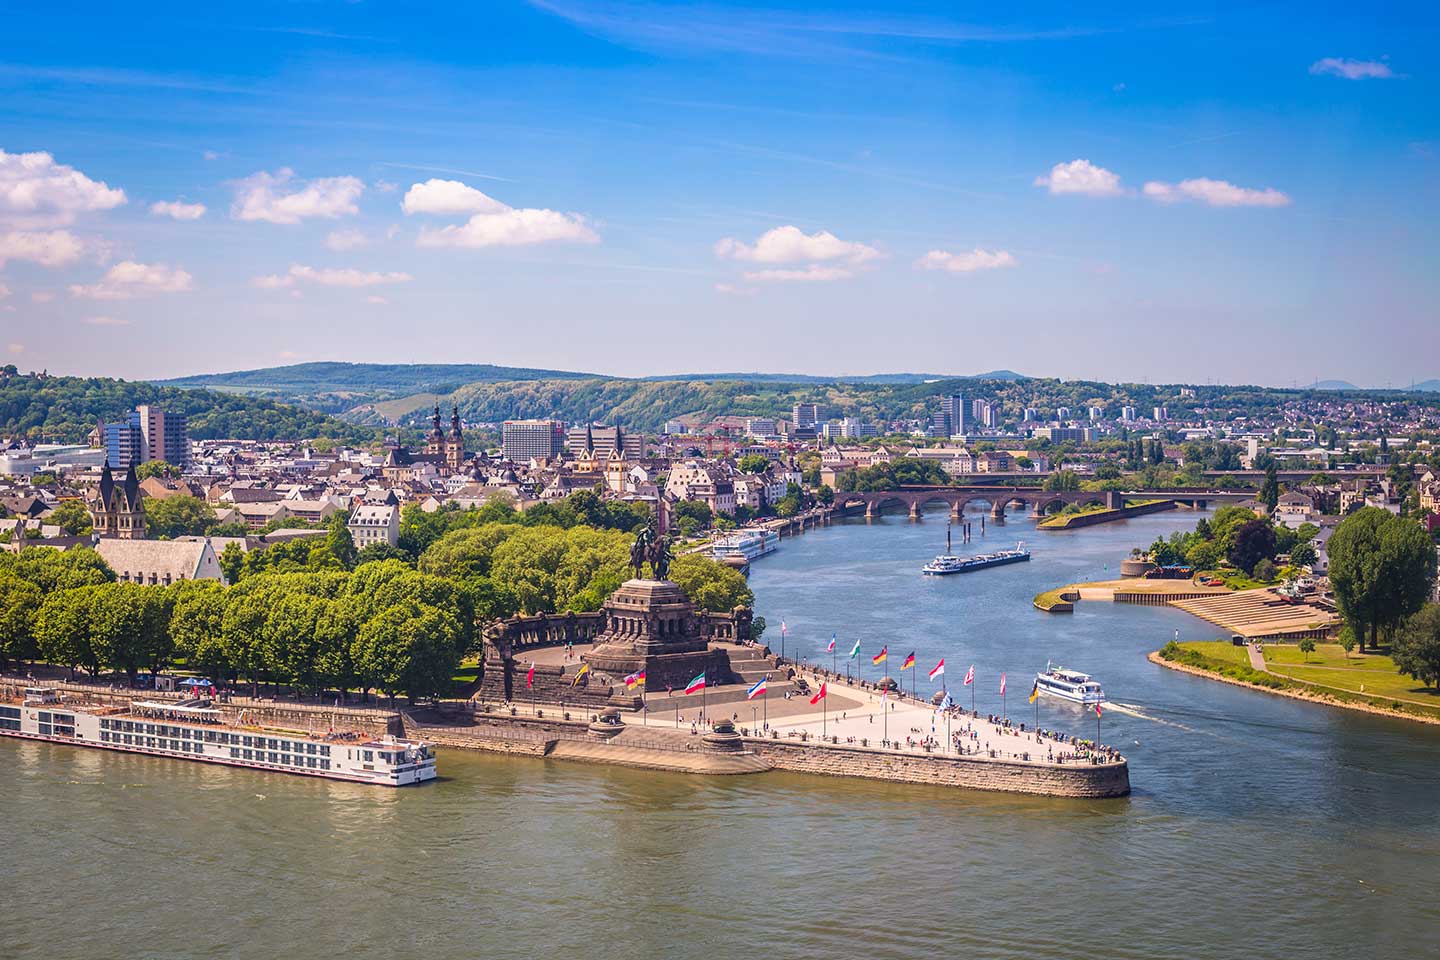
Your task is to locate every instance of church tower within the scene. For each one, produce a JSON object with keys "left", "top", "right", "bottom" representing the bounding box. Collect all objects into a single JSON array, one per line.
[
  {"left": 88, "top": 461, "right": 146, "bottom": 539},
  {"left": 445, "top": 405, "right": 465, "bottom": 471},
  {"left": 425, "top": 404, "right": 445, "bottom": 458}
]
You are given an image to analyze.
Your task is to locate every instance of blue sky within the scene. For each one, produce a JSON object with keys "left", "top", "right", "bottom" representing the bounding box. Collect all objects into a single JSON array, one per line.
[{"left": 2, "top": 1, "right": 1435, "bottom": 385}]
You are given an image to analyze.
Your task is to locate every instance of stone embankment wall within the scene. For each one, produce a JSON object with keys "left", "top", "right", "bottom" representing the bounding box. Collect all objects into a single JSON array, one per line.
[
  {"left": 747, "top": 738, "right": 1130, "bottom": 798},
  {"left": 1038, "top": 499, "right": 1176, "bottom": 531}
]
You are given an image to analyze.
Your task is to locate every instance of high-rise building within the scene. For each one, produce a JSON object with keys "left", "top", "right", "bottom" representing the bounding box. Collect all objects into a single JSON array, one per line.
[
  {"left": 1088, "top": 406, "right": 1104, "bottom": 421},
  {"left": 792, "top": 403, "right": 822, "bottom": 429},
  {"left": 502, "top": 419, "right": 566, "bottom": 461},
  {"left": 932, "top": 393, "right": 966, "bottom": 437},
  {"left": 566, "top": 423, "right": 644, "bottom": 459},
  {"left": 1120, "top": 406, "right": 1137, "bottom": 421},
  {"left": 745, "top": 418, "right": 777, "bottom": 438},
  {"left": 104, "top": 406, "right": 189, "bottom": 469},
  {"left": 1023, "top": 408, "right": 1038, "bottom": 422},
  {"left": 971, "top": 398, "right": 998, "bottom": 428},
  {"left": 1153, "top": 406, "right": 1169, "bottom": 421},
  {"left": 1055, "top": 406, "right": 1071, "bottom": 421}
]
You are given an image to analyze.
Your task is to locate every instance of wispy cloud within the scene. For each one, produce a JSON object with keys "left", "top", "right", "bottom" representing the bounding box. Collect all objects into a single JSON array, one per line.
[
  {"left": 377, "top": 162, "right": 513, "bottom": 183},
  {"left": 529, "top": 1, "right": 1203, "bottom": 60},
  {"left": 0, "top": 63, "right": 254, "bottom": 95},
  {"left": 1309, "top": 57, "right": 1395, "bottom": 80}
]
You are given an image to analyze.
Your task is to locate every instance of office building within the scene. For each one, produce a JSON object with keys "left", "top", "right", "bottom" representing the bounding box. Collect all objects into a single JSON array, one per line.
[
  {"left": 792, "top": 403, "right": 823, "bottom": 429},
  {"left": 502, "top": 419, "right": 566, "bottom": 462},
  {"left": 104, "top": 405, "right": 189, "bottom": 469},
  {"left": 1121, "top": 406, "right": 1137, "bottom": 421}
]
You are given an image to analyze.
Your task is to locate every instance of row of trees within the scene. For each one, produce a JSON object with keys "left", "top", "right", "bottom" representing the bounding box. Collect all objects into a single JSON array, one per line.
[
  {"left": 0, "top": 504, "right": 755, "bottom": 699},
  {"left": 1142, "top": 505, "right": 1316, "bottom": 578}
]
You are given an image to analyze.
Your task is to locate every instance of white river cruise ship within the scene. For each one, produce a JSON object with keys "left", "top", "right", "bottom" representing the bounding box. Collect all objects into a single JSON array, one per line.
[{"left": 0, "top": 685, "right": 437, "bottom": 787}]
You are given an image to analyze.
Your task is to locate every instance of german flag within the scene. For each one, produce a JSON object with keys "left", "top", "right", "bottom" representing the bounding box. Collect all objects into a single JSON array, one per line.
[
  {"left": 900, "top": 652, "right": 916, "bottom": 671},
  {"left": 872, "top": 646, "right": 888, "bottom": 666}
]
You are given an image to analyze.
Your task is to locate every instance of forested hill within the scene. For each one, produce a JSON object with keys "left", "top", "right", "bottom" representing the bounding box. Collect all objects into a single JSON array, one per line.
[
  {"left": 0, "top": 370, "right": 383, "bottom": 444},
  {"left": 157, "top": 362, "right": 602, "bottom": 396}
]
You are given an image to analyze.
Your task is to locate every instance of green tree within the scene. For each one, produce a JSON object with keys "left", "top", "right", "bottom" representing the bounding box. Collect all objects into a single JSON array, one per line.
[
  {"left": 1259, "top": 462, "right": 1281, "bottom": 513},
  {"left": 134, "top": 460, "right": 177, "bottom": 481},
  {"left": 169, "top": 580, "right": 231, "bottom": 681},
  {"left": 1043, "top": 470, "right": 1081, "bottom": 492},
  {"left": 737, "top": 454, "right": 770, "bottom": 474},
  {"left": 0, "top": 572, "right": 43, "bottom": 666},
  {"left": 667, "top": 553, "right": 754, "bottom": 612},
  {"left": 218, "top": 541, "right": 245, "bottom": 585},
  {"left": 1289, "top": 542, "right": 1318, "bottom": 568},
  {"left": 1329, "top": 508, "right": 1437, "bottom": 649},
  {"left": 48, "top": 500, "right": 93, "bottom": 536},
  {"left": 35, "top": 587, "right": 97, "bottom": 677},
  {"left": 1228, "top": 519, "right": 1277, "bottom": 576},
  {"left": 1393, "top": 604, "right": 1440, "bottom": 688},
  {"left": 144, "top": 494, "right": 217, "bottom": 539},
  {"left": 1298, "top": 638, "right": 1316, "bottom": 662}
]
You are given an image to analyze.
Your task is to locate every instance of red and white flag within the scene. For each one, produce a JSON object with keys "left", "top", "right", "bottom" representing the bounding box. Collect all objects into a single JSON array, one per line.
[
  {"left": 963, "top": 664, "right": 975, "bottom": 686},
  {"left": 928, "top": 659, "right": 945, "bottom": 680},
  {"left": 1095, "top": 701, "right": 1103, "bottom": 718},
  {"left": 999, "top": 672, "right": 1006, "bottom": 695},
  {"left": 810, "top": 682, "right": 827, "bottom": 705},
  {"left": 526, "top": 663, "right": 535, "bottom": 689}
]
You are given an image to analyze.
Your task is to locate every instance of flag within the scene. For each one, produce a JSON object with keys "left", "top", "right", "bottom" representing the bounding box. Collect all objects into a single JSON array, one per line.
[
  {"left": 936, "top": 694, "right": 953, "bottom": 714},
  {"left": 901, "top": 652, "right": 916, "bottom": 671},
  {"left": 999, "top": 672, "right": 1007, "bottom": 695},
  {"left": 570, "top": 663, "right": 590, "bottom": 686},
  {"left": 1095, "top": 701, "right": 1103, "bottom": 718},
  {"left": 963, "top": 664, "right": 975, "bottom": 686},
  {"left": 781, "top": 620, "right": 788, "bottom": 638},
  {"left": 848, "top": 639, "right": 861, "bottom": 659},
  {"left": 624, "top": 670, "right": 646, "bottom": 690},
  {"left": 746, "top": 678, "right": 767, "bottom": 700},
  {"left": 929, "top": 659, "right": 945, "bottom": 680},
  {"left": 684, "top": 672, "right": 706, "bottom": 695},
  {"left": 526, "top": 663, "right": 535, "bottom": 689},
  {"left": 1028, "top": 679, "right": 1040, "bottom": 704},
  {"left": 827, "top": 633, "right": 836, "bottom": 653},
  {"left": 872, "top": 646, "right": 888, "bottom": 666},
  {"left": 810, "top": 681, "right": 827, "bottom": 705}
]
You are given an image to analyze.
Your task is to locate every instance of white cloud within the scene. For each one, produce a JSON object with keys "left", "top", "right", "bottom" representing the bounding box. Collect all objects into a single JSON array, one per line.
[
  {"left": 401, "top": 179, "right": 508, "bottom": 215},
  {"left": 231, "top": 168, "right": 364, "bottom": 224},
  {"left": 83, "top": 315, "right": 130, "bottom": 326},
  {"left": 0, "top": 149, "right": 126, "bottom": 229},
  {"left": 403, "top": 179, "right": 598, "bottom": 249},
  {"left": 1310, "top": 58, "right": 1394, "bottom": 80},
  {"left": 325, "top": 228, "right": 369, "bottom": 251},
  {"left": 1034, "top": 159, "right": 1125, "bottom": 197},
  {"left": 0, "top": 282, "right": 8, "bottom": 299},
  {"left": 0, "top": 229, "right": 87, "bottom": 267},
  {"left": 70, "top": 261, "right": 193, "bottom": 299},
  {"left": 416, "top": 208, "right": 598, "bottom": 248},
  {"left": 203, "top": 150, "right": 222, "bottom": 161},
  {"left": 30, "top": 291, "right": 54, "bottom": 303},
  {"left": 253, "top": 264, "right": 413, "bottom": 289},
  {"left": 7, "top": 342, "right": 24, "bottom": 356},
  {"left": 1143, "top": 178, "right": 1290, "bottom": 207},
  {"left": 714, "top": 282, "right": 755, "bottom": 296},
  {"left": 365, "top": 295, "right": 389, "bottom": 305},
  {"left": 916, "top": 248, "right": 1018, "bottom": 273},
  {"left": 743, "top": 264, "right": 855, "bottom": 283},
  {"left": 278, "top": 349, "right": 301, "bottom": 360},
  {"left": 149, "top": 199, "right": 206, "bottom": 220},
  {"left": 715, "top": 225, "right": 879, "bottom": 265}
]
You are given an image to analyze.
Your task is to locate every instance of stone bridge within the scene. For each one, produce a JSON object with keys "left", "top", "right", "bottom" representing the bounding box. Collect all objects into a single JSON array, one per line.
[{"left": 830, "top": 486, "right": 1256, "bottom": 520}]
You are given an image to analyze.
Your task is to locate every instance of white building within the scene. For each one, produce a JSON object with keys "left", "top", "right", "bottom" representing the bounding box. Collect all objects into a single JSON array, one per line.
[
  {"left": 347, "top": 503, "right": 399, "bottom": 548},
  {"left": 94, "top": 538, "right": 226, "bottom": 586}
]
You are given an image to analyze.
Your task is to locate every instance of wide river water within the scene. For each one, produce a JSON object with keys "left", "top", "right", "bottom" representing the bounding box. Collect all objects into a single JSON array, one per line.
[{"left": 5, "top": 508, "right": 1439, "bottom": 959}]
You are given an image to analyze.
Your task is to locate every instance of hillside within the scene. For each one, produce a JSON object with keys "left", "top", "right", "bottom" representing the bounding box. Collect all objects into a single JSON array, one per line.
[{"left": 0, "top": 371, "right": 385, "bottom": 445}]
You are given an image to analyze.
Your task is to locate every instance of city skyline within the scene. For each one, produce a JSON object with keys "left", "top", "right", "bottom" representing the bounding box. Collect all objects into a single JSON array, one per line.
[{"left": 3, "top": 1, "right": 1435, "bottom": 385}]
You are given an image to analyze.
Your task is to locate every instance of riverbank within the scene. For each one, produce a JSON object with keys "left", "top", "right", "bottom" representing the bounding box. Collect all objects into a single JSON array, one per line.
[
  {"left": 1148, "top": 643, "right": 1440, "bottom": 725},
  {"left": 1034, "top": 577, "right": 1228, "bottom": 612},
  {"left": 1036, "top": 498, "right": 1174, "bottom": 530}
]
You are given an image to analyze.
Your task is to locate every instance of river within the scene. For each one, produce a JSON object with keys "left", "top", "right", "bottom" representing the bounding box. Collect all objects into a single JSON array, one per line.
[{"left": 5, "top": 508, "right": 1439, "bottom": 960}]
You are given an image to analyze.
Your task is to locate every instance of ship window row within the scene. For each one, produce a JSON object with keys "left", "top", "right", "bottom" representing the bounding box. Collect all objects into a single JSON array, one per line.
[
  {"left": 226, "top": 747, "right": 330, "bottom": 770},
  {"left": 1, "top": 718, "right": 18, "bottom": 731},
  {"left": 98, "top": 720, "right": 329, "bottom": 756},
  {"left": 100, "top": 731, "right": 207, "bottom": 753},
  {"left": 1, "top": 706, "right": 20, "bottom": 719}
]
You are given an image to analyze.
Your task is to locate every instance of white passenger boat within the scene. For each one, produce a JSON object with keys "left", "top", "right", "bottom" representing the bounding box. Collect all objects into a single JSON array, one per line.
[
  {"left": 0, "top": 686, "right": 437, "bottom": 786},
  {"left": 1033, "top": 667, "right": 1105, "bottom": 706},
  {"left": 711, "top": 529, "right": 778, "bottom": 563}
]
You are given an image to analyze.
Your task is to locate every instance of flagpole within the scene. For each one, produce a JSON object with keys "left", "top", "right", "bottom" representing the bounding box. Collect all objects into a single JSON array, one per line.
[{"left": 822, "top": 685, "right": 827, "bottom": 738}]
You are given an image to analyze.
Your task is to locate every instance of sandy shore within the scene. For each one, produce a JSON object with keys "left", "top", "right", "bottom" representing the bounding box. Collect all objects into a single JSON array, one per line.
[{"left": 1147, "top": 651, "right": 1440, "bottom": 727}]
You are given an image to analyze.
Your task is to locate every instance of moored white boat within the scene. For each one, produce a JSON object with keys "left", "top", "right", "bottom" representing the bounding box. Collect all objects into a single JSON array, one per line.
[{"left": 0, "top": 685, "right": 437, "bottom": 786}]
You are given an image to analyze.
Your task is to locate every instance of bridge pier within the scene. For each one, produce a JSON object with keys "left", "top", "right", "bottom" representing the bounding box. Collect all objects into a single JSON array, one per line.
[{"left": 908, "top": 502, "right": 920, "bottom": 521}]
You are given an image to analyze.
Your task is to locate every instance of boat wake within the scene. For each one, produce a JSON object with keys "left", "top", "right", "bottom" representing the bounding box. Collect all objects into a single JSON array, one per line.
[{"left": 1102, "top": 700, "right": 1201, "bottom": 733}]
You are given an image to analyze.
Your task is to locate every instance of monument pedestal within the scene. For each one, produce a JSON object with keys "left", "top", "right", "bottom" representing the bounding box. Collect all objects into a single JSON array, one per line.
[{"left": 583, "top": 579, "right": 736, "bottom": 694}]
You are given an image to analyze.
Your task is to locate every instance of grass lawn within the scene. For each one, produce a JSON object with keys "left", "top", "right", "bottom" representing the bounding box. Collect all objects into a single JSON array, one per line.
[
  {"left": 1261, "top": 643, "right": 1440, "bottom": 702},
  {"left": 1182, "top": 641, "right": 1252, "bottom": 666}
]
